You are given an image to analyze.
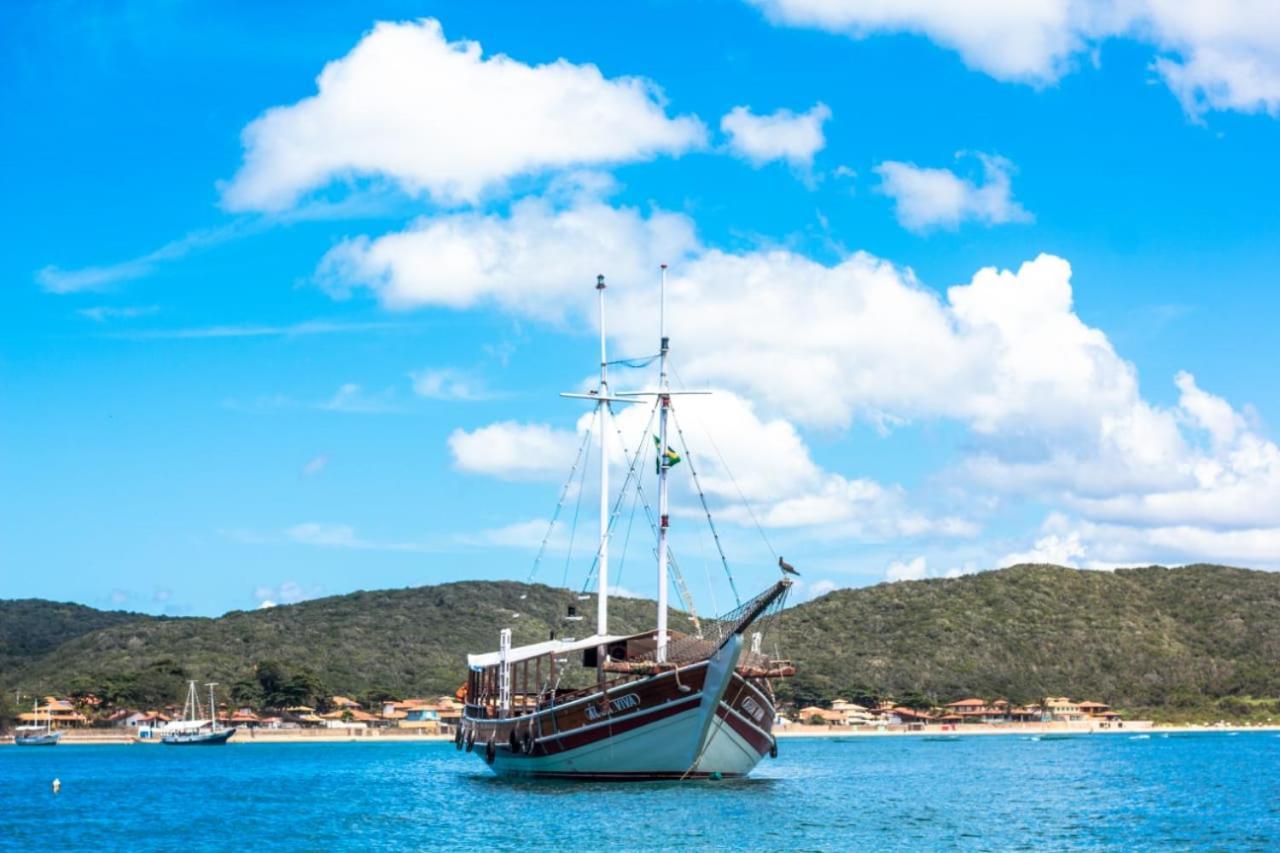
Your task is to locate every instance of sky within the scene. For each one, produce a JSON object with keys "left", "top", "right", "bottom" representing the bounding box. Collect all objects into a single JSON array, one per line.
[{"left": 3, "top": 0, "right": 1280, "bottom": 618}]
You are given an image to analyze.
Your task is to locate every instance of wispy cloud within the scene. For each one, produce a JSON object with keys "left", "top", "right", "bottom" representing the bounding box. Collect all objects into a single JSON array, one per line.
[
  {"left": 457, "top": 518, "right": 564, "bottom": 550},
  {"left": 253, "top": 580, "right": 324, "bottom": 609},
  {"left": 410, "top": 367, "right": 494, "bottom": 401},
  {"left": 302, "top": 454, "right": 329, "bottom": 476},
  {"left": 37, "top": 188, "right": 406, "bottom": 295},
  {"left": 37, "top": 221, "right": 254, "bottom": 293},
  {"left": 321, "top": 383, "right": 400, "bottom": 413},
  {"left": 78, "top": 305, "right": 159, "bottom": 322},
  {"left": 111, "top": 319, "right": 410, "bottom": 340},
  {"left": 285, "top": 522, "right": 440, "bottom": 553}
]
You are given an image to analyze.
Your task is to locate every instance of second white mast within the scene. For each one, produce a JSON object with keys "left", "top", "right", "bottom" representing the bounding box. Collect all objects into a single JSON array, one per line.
[
  {"left": 596, "top": 274, "right": 610, "bottom": 638},
  {"left": 656, "top": 264, "right": 670, "bottom": 663}
]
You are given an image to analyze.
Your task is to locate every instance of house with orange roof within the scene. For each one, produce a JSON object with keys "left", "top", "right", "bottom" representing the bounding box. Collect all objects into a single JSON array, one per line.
[
  {"left": 798, "top": 706, "right": 845, "bottom": 725},
  {"left": 944, "top": 698, "right": 988, "bottom": 715},
  {"left": 19, "top": 698, "right": 89, "bottom": 727},
  {"left": 1078, "top": 700, "right": 1122, "bottom": 722}
]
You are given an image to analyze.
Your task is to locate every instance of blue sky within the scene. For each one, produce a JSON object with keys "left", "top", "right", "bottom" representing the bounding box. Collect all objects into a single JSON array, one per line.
[{"left": 4, "top": 0, "right": 1280, "bottom": 617}]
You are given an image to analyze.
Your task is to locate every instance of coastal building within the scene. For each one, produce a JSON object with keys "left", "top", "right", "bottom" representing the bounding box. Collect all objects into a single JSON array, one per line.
[
  {"left": 829, "top": 699, "right": 877, "bottom": 725},
  {"left": 1078, "top": 701, "right": 1121, "bottom": 721},
  {"left": 945, "top": 698, "right": 988, "bottom": 715},
  {"left": 1044, "top": 697, "right": 1084, "bottom": 721},
  {"left": 798, "top": 706, "right": 846, "bottom": 725},
  {"left": 123, "top": 711, "right": 168, "bottom": 728},
  {"left": 884, "top": 707, "right": 934, "bottom": 726},
  {"left": 17, "top": 698, "right": 88, "bottom": 728},
  {"left": 320, "top": 708, "right": 379, "bottom": 727}
]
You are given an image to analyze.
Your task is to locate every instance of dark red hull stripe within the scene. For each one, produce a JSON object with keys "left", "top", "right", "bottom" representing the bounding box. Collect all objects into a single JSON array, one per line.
[
  {"left": 524, "top": 693, "right": 704, "bottom": 757},
  {"left": 507, "top": 771, "right": 745, "bottom": 781},
  {"left": 715, "top": 704, "right": 773, "bottom": 757}
]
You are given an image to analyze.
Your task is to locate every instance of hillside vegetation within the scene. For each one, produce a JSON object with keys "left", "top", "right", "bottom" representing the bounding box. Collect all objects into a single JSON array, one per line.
[
  {"left": 4, "top": 565, "right": 1278, "bottom": 721},
  {"left": 0, "top": 599, "right": 154, "bottom": 674},
  {"left": 776, "top": 564, "right": 1280, "bottom": 716}
]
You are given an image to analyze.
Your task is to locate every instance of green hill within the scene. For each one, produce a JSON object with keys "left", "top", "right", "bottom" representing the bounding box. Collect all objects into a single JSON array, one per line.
[
  {"left": 0, "top": 599, "right": 155, "bottom": 673},
  {"left": 776, "top": 563, "right": 1280, "bottom": 719},
  {"left": 3, "top": 581, "right": 694, "bottom": 710},
  {"left": 4, "top": 565, "right": 1279, "bottom": 722}
]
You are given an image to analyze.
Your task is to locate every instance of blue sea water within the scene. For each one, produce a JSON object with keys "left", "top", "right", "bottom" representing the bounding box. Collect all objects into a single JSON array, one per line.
[{"left": 2, "top": 733, "right": 1278, "bottom": 851}]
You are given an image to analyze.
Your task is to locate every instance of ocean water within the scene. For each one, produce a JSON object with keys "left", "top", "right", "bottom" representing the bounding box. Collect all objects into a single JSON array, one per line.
[{"left": 3, "top": 733, "right": 1278, "bottom": 851}]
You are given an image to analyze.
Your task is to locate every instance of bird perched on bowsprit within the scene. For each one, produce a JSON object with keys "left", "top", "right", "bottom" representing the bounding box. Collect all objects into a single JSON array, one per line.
[{"left": 778, "top": 556, "right": 800, "bottom": 576}]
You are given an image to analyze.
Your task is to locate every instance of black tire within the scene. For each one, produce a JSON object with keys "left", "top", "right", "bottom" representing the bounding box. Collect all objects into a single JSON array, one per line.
[
  {"left": 769, "top": 740, "right": 778, "bottom": 759},
  {"left": 455, "top": 727, "right": 464, "bottom": 751},
  {"left": 485, "top": 737, "right": 496, "bottom": 764},
  {"left": 465, "top": 729, "right": 475, "bottom": 753},
  {"left": 509, "top": 730, "right": 519, "bottom": 751}
]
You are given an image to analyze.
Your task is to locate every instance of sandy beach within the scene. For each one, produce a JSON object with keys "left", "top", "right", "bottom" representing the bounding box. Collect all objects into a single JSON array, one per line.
[
  {"left": 774, "top": 722, "right": 1280, "bottom": 738},
  {"left": 6, "top": 721, "right": 1279, "bottom": 746}
]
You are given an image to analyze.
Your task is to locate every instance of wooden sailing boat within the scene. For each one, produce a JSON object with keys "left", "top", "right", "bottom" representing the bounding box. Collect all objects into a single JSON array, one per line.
[
  {"left": 14, "top": 699, "right": 61, "bottom": 746},
  {"left": 160, "top": 681, "right": 236, "bottom": 745},
  {"left": 459, "top": 269, "right": 795, "bottom": 780}
]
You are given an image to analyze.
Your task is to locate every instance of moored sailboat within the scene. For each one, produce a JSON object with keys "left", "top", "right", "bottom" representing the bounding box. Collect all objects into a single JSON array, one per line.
[
  {"left": 459, "top": 269, "right": 795, "bottom": 780},
  {"left": 14, "top": 700, "right": 61, "bottom": 747},
  {"left": 159, "top": 681, "right": 236, "bottom": 745}
]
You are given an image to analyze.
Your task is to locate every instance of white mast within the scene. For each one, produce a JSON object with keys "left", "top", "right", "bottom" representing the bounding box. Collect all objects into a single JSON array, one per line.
[
  {"left": 656, "top": 264, "right": 671, "bottom": 663},
  {"left": 596, "top": 274, "right": 610, "bottom": 638}
]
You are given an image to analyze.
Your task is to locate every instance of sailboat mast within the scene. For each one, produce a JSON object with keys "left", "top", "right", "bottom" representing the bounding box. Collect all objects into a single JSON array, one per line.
[
  {"left": 656, "top": 264, "right": 671, "bottom": 663},
  {"left": 207, "top": 683, "right": 218, "bottom": 729},
  {"left": 596, "top": 274, "right": 610, "bottom": 637}
]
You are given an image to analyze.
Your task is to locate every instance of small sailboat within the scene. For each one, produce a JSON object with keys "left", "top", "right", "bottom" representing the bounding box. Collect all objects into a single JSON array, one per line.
[
  {"left": 459, "top": 269, "right": 795, "bottom": 780},
  {"left": 14, "top": 700, "right": 61, "bottom": 746},
  {"left": 159, "top": 681, "right": 236, "bottom": 745}
]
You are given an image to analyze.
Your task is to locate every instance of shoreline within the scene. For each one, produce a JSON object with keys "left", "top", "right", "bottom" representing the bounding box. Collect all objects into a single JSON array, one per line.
[
  {"left": 1, "top": 729, "right": 454, "bottom": 746},
  {"left": 774, "top": 722, "right": 1280, "bottom": 738},
  {"left": 5, "top": 722, "right": 1279, "bottom": 746}
]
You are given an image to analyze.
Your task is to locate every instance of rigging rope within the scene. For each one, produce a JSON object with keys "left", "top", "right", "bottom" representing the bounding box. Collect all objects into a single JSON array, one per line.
[
  {"left": 605, "top": 406, "right": 702, "bottom": 630},
  {"left": 606, "top": 353, "right": 661, "bottom": 369},
  {"left": 560, "top": 407, "right": 598, "bottom": 590},
  {"left": 612, "top": 438, "right": 647, "bottom": 592},
  {"left": 528, "top": 413, "right": 596, "bottom": 583},
  {"left": 669, "top": 363, "right": 778, "bottom": 562},
  {"left": 669, "top": 405, "right": 742, "bottom": 609},
  {"left": 579, "top": 400, "right": 659, "bottom": 594}
]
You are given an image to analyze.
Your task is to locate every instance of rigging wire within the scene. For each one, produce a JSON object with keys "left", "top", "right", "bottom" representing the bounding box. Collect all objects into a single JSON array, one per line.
[
  {"left": 606, "top": 353, "right": 660, "bottom": 369},
  {"left": 669, "top": 405, "right": 742, "bottom": 608},
  {"left": 528, "top": 414, "right": 596, "bottom": 583},
  {"left": 694, "top": 508, "right": 720, "bottom": 619},
  {"left": 560, "top": 406, "right": 598, "bottom": 590},
  {"left": 579, "top": 399, "right": 659, "bottom": 594},
  {"left": 669, "top": 363, "right": 779, "bottom": 562},
  {"left": 611, "top": 440, "right": 647, "bottom": 592},
  {"left": 576, "top": 400, "right": 706, "bottom": 636}
]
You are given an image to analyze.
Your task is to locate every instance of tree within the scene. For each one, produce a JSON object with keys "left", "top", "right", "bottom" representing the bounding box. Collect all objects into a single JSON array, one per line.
[
  {"left": 897, "top": 690, "right": 933, "bottom": 711},
  {"left": 0, "top": 691, "right": 16, "bottom": 733}
]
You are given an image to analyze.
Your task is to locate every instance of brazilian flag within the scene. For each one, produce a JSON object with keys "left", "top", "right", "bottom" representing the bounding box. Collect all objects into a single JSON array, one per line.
[{"left": 654, "top": 435, "right": 681, "bottom": 473}]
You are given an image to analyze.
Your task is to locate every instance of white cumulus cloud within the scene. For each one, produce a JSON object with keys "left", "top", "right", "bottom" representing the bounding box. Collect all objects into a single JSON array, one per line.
[
  {"left": 449, "top": 420, "right": 584, "bottom": 481},
  {"left": 720, "top": 102, "right": 832, "bottom": 167},
  {"left": 223, "top": 19, "right": 706, "bottom": 211},
  {"left": 317, "top": 195, "right": 698, "bottom": 318},
  {"left": 322, "top": 189, "right": 1280, "bottom": 568},
  {"left": 747, "top": 0, "right": 1280, "bottom": 118},
  {"left": 875, "top": 154, "right": 1031, "bottom": 231},
  {"left": 886, "top": 555, "right": 927, "bottom": 582}
]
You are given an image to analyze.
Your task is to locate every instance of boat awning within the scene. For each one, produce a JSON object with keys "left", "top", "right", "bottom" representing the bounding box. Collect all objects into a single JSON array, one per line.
[{"left": 467, "top": 633, "right": 631, "bottom": 669}]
